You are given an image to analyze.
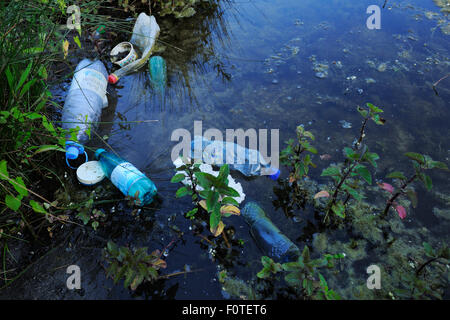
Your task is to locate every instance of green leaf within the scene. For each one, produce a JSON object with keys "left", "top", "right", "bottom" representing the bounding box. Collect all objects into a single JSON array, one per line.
[
  {"left": 217, "top": 164, "right": 229, "bottom": 183},
  {"left": 331, "top": 201, "right": 345, "bottom": 218},
  {"left": 11, "top": 177, "right": 28, "bottom": 197},
  {"left": 423, "top": 242, "right": 435, "bottom": 258},
  {"left": 285, "top": 272, "right": 302, "bottom": 287},
  {"left": 405, "top": 152, "right": 425, "bottom": 165},
  {"left": 342, "top": 184, "right": 364, "bottom": 201},
  {"left": 282, "top": 262, "right": 303, "bottom": 272},
  {"left": 0, "top": 160, "right": 9, "bottom": 180},
  {"left": 301, "top": 246, "right": 310, "bottom": 263},
  {"left": 73, "top": 35, "right": 82, "bottom": 48},
  {"left": 428, "top": 161, "right": 448, "bottom": 171},
  {"left": 194, "top": 172, "right": 214, "bottom": 189},
  {"left": 386, "top": 171, "right": 406, "bottom": 180},
  {"left": 221, "top": 197, "right": 239, "bottom": 206},
  {"left": 5, "top": 195, "right": 21, "bottom": 211},
  {"left": 170, "top": 173, "right": 186, "bottom": 183},
  {"left": 357, "top": 106, "right": 369, "bottom": 118},
  {"left": 344, "top": 147, "right": 359, "bottom": 160},
  {"left": 355, "top": 164, "right": 372, "bottom": 184},
  {"left": 5, "top": 66, "right": 14, "bottom": 93},
  {"left": 206, "top": 191, "right": 219, "bottom": 212},
  {"left": 209, "top": 203, "right": 221, "bottom": 229},
  {"left": 16, "top": 61, "right": 33, "bottom": 93},
  {"left": 175, "top": 186, "right": 190, "bottom": 198},
  {"left": 364, "top": 152, "right": 380, "bottom": 168},
  {"left": 34, "top": 144, "right": 65, "bottom": 154},
  {"left": 321, "top": 166, "right": 340, "bottom": 177},
  {"left": 256, "top": 268, "right": 270, "bottom": 279},
  {"left": 367, "top": 103, "right": 383, "bottom": 113},
  {"left": 423, "top": 174, "right": 432, "bottom": 191},
  {"left": 406, "top": 189, "right": 417, "bottom": 208},
  {"left": 186, "top": 208, "right": 198, "bottom": 218}
]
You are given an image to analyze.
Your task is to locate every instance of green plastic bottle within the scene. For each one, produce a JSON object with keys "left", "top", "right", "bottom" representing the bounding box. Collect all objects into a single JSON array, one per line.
[
  {"left": 148, "top": 55, "right": 167, "bottom": 93},
  {"left": 95, "top": 149, "right": 157, "bottom": 206}
]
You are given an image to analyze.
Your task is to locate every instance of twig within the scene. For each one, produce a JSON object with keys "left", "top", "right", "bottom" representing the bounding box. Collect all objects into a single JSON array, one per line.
[{"left": 432, "top": 74, "right": 449, "bottom": 96}]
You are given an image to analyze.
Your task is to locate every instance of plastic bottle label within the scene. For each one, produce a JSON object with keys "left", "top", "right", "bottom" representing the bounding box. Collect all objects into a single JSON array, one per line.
[
  {"left": 110, "top": 162, "right": 145, "bottom": 197},
  {"left": 70, "top": 68, "right": 107, "bottom": 98}
]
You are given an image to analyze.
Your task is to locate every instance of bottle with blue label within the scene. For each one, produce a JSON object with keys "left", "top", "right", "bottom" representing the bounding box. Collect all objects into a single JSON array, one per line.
[
  {"left": 242, "top": 202, "right": 300, "bottom": 262},
  {"left": 62, "top": 59, "right": 108, "bottom": 168},
  {"left": 190, "top": 136, "right": 280, "bottom": 180},
  {"left": 95, "top": 149, "right": 157, "bottom": 206}
]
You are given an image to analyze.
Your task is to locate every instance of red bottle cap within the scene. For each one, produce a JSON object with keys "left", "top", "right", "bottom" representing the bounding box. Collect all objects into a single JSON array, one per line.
[{"left": 108, "top": 74, "right": 118, "bottom": 84}]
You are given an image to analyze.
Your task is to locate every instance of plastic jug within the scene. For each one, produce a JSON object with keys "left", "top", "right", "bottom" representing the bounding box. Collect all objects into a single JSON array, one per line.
[
  {"left": 190, "top": 136, "right": 280, "bottom": 180},
  {"left": 62, "top": 59, "right": 108, "bottom": 167},
  {"left": 242, "top": 202, "right": 300, "bottom": 262},
  {"left": 95, "top": 149, "right": 157, "bottom": 206}
]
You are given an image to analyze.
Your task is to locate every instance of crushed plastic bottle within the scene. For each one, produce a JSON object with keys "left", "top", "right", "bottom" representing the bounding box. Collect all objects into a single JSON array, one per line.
[
  {"left": 242, "top": 202, "right": 300, "bottom": 262},
  {"left": 62, "top": 59, "right": 108, "bottom": 167},
  {"left": 189, "top": 136, "right": 280, "bottom": 180},
  {"left": 95, "top": 149, "right": 157, "bottom": 206},
  {"left": 108, "top": 13, "right": 160, "bottom": 84}
]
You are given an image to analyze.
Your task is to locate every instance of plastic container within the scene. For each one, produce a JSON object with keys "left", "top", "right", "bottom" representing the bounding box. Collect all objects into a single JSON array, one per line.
[
  {"left": 62, "top": 59, "right": 108, "bottom": 166},
  {"left": 190, "top": 136, "right": 280, "bottom": 180},
  {"left": 110, "top": 42, "right": 138, "bottom": 67},
  {"left": 95, "top": 149, "right": 157, "bottom": 206},
  {"left": 242, "top": 202, "right": 300, "bottom": 262},
  {"left": 76, "top": 161, "right": 106, "bottom": 186},
  {"left": 108, "top": 13, "right": 160, "bottom": 84}
]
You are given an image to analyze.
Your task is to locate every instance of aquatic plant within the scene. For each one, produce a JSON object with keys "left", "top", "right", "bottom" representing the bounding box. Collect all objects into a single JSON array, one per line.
[
  {"left": 394, "top": 242, "right": 449, "bottom": 299},
  {"left": 103, "top": 241, "right": 167, "bottom": 290},
  {"left": 257, "top": 246, "right": 344, "bottom": 300},
  {"left": 319, "top": 103, "right": 384, "bottom": 223},
  {"left": 381, "top": 153, "right": 448, "bottom": 219},
  {"left": 171, "top": 159, "right": 241, "bottom": 237}
]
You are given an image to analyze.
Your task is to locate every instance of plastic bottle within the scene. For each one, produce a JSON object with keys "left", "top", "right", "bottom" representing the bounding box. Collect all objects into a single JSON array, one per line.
[
  {"left": 62, "top": 59, "right": 108, "bottom": 166},
  {"left": 148, "top": 55, "right": 167, "bottom": 92},
  {"left": 95, "top": 149, "right": 157, "bottom": 206},
  {"left": 108, "top": 13, "right": 160, "bottom": 84},
  {"left": 190, "top": 136, "right": 280, "bottom": 180},
  {"left": 242, "top": 202, "right": 300, "bottom": 262}
]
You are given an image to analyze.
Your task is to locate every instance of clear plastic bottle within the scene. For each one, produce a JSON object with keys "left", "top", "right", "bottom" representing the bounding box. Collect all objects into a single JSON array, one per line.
[
  {"left": 62, "top": 59, "right": 108, "bottom": 164},
  {"left": 190, "top": 136, "right": 280, "bottom": 180},
  {"left": 242, "top": 202, "right": 300, "bottom": 262},
  {"left": 95, "top": 149, "right": 157, "bottom": 206}
]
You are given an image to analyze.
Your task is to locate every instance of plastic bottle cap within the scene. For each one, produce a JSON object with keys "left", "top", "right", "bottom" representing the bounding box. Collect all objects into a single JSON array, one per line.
[
  {"left": 76, "top": 161, "right": 106, "bottom": 186},
  {"left": 268, "top": 168, "right": 281, "bottom": 181},
  {"left": 108, "top": 74, "right": 118, "bottom": 84},
  {"left": 66, "top": 146, "right": 80, "bottom": 160}
]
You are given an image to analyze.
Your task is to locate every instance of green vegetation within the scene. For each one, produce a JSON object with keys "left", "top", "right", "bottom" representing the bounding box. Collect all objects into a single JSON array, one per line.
[
  {"left": 103, "top": 241, "right": 167, "bottom": 290},
  {"left": 171, "top": 159, "right": 241, "bottom": 237}
]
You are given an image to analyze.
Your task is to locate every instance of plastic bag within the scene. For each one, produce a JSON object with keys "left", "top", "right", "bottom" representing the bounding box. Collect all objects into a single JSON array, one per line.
[{"left": 108, "top": 13, "right": 160, "bottom": 84}]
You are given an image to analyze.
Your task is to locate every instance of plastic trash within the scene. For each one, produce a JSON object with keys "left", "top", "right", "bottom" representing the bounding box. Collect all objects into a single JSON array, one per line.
[
  {"left": 172, "top": 157, "right": 245, "bottom": 204},
  {"left": 62, "top": 59, "right": 108, "bottom": 168},
  {"left": 95, "top": 148, "right": 157, "bottom": 205},
  {"left": 189, "top": 136, "right": 280, "bottom": 180},
  {"left": 242, "top": 202, "right": 300, "bottom": 262},
  {"left": 148, "top": 55, "right": 167, "bottom": 92},
  {"left": 108, "top": 13, "right": 160, "bottom": 84},
  {"left": 110, "top": 41, "right": 138, "bottom": 67},
  {"left": 76, "top": 161, "right": 106, "bottom": 186}
]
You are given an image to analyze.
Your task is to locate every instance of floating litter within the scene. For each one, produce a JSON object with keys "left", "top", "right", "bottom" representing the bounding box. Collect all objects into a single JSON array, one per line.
[{"left": 76, "top": 161, "right": 106, "bottom": 186}]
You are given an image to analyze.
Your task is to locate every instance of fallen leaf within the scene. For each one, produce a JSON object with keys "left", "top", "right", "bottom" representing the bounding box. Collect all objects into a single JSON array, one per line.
[
  {"left": 378, "top": 182, "right": 394, "bottom": 193},
  {"left": 210, "top": 221, "right": 225, "bottom": 237},
  {"left": 62, "top": 39, "right": 69, "bottom": 59},
  {"left": 199, "top": 200, "right": 207, "bottom": 211},
  {"left": 288, "top": 174, "right": 296, "bottom": 184},
  {"left": 220, "top": 205, "right": 240, "bottom": 216},
  {"left": 314, "top": 190, "right": 330, "bottom": 199},
  {"left": 320, "top": 154, "right": 332, "bottom": 160}
]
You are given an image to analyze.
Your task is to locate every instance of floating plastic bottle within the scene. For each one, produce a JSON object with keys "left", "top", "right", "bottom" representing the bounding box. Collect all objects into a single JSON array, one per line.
[
  {"left": 189, "top": 136, "right": 280, "bottom": 180},
  {"left": 62, "top": 59, "right": 108, "bottom": 167},
  {"left": 95, "top": 149, "right": 157, "bottom": 206},
  {"left": 108, "top": 13, "right": 160, "bottom": 84},
  {"left": 242, "top": 202, "right": 300, "bottom": 262},
  {"left": 148, "top": 55, "right": 167, "bottom": 92}
]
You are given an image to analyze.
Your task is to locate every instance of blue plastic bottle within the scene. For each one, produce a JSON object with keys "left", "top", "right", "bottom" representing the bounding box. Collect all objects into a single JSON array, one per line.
[
  {"left": 242, "top": 202, "right": 300, "bottom": 262},
  {"left": 190, "top": 136, "right": 280, "bottom": 180},
  {"left": 95, "top": 149, "right": 157, "bottom": 206}
]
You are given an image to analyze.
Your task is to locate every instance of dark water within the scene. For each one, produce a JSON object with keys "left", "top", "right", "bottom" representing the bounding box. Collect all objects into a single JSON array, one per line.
[{"left": 2, "top": 0, "right": 449, "bottom": 299}]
